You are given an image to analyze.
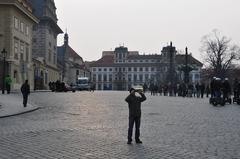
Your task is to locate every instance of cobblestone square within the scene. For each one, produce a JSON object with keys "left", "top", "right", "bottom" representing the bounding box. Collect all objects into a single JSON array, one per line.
[{"left": 0, "top": 91, "right": 240, "bottom": 159}]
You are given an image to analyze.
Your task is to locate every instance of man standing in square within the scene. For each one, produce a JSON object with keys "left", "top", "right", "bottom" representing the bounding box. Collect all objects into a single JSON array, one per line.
[
  {"left": 125, "top": 88, "right": 146, "bottom": 144},
  {"left": 21, "top": 80, "right": 30, "bottom": 107}
]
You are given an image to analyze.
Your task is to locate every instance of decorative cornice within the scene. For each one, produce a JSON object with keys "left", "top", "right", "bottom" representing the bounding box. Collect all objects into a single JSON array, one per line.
[{"left": 0, "top": 0, "right": 39, "bottom": 23}]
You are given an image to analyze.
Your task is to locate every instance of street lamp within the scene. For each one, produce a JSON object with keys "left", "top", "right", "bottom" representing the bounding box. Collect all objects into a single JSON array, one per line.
[
  {"left": 33, "top": 63, "right": 36, "bottom": 91},
  {"left": 184, "top": 47, "right": 189, "bottom": 84},
  {"left": 1, "top": 48, "right": 7, "bottom": 94}
]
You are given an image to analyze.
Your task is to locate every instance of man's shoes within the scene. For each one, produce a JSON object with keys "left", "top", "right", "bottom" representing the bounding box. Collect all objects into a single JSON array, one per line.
[
  {"left": 127, "top": 139, "right": 132, "bottom": 144},
  {"left": 136, "top": 139, "right": 142, "bottom": 144}
]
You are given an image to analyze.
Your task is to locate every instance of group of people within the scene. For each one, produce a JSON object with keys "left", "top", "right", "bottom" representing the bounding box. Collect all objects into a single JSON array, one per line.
[
  {"left": 233, "top": 78, "right": 240, "bottom": 100},
  {"left": 48, "top": 80, "right": 68, "bottom": 92},
  {"left": 210, "top": 77, "right": 240, "bottom": 101},
  {"left": 146, "top": 78, "right": 240, "bottom": 100},
  {"left": 148, "top": 82, "right": 207, "bottom": 98}
]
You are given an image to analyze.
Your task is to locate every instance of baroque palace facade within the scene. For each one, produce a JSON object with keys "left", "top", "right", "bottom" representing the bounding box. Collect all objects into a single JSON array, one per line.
[
  {"left": 90, "top": 45, "right": 203, "bottom": 91},
  {"left": 0, "top": 0, "right": 38, "bottom": 90}
]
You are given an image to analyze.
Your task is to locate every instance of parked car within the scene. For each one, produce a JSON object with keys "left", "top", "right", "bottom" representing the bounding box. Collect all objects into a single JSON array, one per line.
[{"left": 63, "top": 84, "right": 76, "bottom": 92}]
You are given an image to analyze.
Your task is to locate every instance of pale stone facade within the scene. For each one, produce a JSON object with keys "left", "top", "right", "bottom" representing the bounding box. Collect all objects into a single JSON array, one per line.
[
  {"left": 29, "top": 0, "right": 62, "bottom": 89},
  {"left": 90, "top": 46, "right": 203, "bottom": 91},
  {"left": 0, "top": 0, "right": 38, "bottom": 90}
]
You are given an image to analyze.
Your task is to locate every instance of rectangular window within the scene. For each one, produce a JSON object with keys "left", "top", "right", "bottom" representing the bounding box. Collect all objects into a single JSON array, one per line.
[
  {"left": 93, "top": 68, "right": 96, "bottom": 72},
  {"left": 109, "top": 74, "right": 112, "bottom": 82},
  {"left": 128, "top": 67, "right": 131, "bottom": 71},
  {"left": 20, "top": 43, "right": 24, "bottom": 60},
  {"left": 139, "top": 67, "right": 143, "bottom": 71},
  {"left": 104, "top": 68, "right": 107, "bottom": 71},
  {"left": 151, "top": 67, "right": 155, "bottom": 71},
  {"left": 109, "top": 68, "right": 112, "bottom": 71},
  {"left": 14, "top": 40, "right": 19, "bottom": 59},
  {"left": 98, "top": 74, "right": 102, "bottom": 81},
  {"left": 145, "top": 74, "right": 149, "bottom": 81},
  {"left": 98, "top": 68, "right": 102, "bottom": 72},
  {"left": 20, "top": 22, "right": 24, "bottom": 32},
  {"left": 151, "top": 74, "right": 155, "bottom": 80},
  {"left": 128, "top": 74, "right": 132, "bottom": 82},
  {"left": 25, "top": 44, "right": 29, "bottom": 62},
  {"left": 134, "top": 74, "right": 137, "bottom": 81},
  {"left": 103, "top": 74, "right": 107, "bottom": 82},
  {"left": 139, "top": 74, "right": 143, "bottom": 82},
  {"left": 14, "top": 17, "right": 18, "bottom": 29},
  {"left": 93, "top": 74, "right": 96, "bottom": 82},
  {"left": 25, "top": 25, "right": 29, "bottom": 36},
  {"left": 123, "top": 68, "right": 125, "bottom": 72},
  {"left": 134, "top": 67, "right": 137, "bottom": 72},
  {"left": 98, "top": 84, "right": 101, "bottom": 90},
  {"left": 145, "top": 67, "right": 149, "bottom": 72}
]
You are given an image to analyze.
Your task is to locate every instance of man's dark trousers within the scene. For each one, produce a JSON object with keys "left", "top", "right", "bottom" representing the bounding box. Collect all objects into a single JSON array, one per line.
[
  {"left": 6, "top": 84, "right": 10, "bottom": 94},
  {"left": 128, "top": 116, "right": 141, "bottom": 141},
  {"left": 23, "top": 94, "right": 28, "bottom": 107}
]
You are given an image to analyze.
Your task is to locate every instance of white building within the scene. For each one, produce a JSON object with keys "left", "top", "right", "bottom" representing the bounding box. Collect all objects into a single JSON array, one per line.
[{"left": 90, "top": 46, "right": 203, "bottom": 90}]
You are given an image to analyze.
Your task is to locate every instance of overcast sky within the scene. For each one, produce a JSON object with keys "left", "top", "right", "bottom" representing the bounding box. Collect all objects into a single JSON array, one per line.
[{"left": 55, "top": 0, "right": 240, "bottom": 62}]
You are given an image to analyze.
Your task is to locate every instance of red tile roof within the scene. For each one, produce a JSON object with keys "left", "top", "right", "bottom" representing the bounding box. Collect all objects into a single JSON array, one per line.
[
  {"left": 90, "top": 55, "right": 114, "bottom": 67},
  {"left": 66, "top": 45, "right": 83, "bottom": 60}
]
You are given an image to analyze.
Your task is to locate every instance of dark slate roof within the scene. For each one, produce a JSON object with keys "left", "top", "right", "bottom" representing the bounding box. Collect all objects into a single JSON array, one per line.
[
  {"left": 127, "top": 54, "right": 161, "bottom": 60},
  {"left": 66, "top": 45, "right": 83, "bottom": 60},
  {"left": 90, "top": 55, "right": 114, "bottom": 67},
  {"left": 90, "top": 54, "right": 203, "bottom": 67},
  {"left": 57, "top": 45, "right": 83, "bottom": 61},
  {"left": 176, "top": 55, "right": 203, "bottom": 66}
]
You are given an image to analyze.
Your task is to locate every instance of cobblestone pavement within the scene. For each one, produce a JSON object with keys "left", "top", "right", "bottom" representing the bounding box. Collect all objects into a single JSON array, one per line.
[{"left": 0, "top": 91, "right": 240, "bottom": 159}]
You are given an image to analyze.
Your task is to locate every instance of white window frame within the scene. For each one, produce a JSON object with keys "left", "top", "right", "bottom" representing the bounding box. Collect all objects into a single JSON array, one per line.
[
  {"left": 20, "top": 22, "right": 24, "bottom": 33},
  {"left": 14, "top": 17, "right": 18, "bottom": 29}
]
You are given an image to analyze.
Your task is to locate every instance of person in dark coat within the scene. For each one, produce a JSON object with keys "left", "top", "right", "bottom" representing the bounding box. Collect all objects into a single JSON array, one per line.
[
  {"left": 222, "top": 78, "right": 231, "bottom": 100},
  {"left": 125, "top": 88, "right": 146, "bottom": 144},
  {"left": 200, "top": 83, "right": 205, "bottom": 98},
  {"left": 21, "top": 80, "right": 30, "bottom": 107}
]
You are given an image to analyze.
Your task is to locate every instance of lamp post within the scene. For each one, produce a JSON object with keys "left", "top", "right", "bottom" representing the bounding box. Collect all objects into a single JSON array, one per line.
[
  {"left": 1, "top": 48, "right": 7, "bottom": 94},
  {"left": 33, "top": 63, "right": 36, "bottom": 91},
  {"left": 184, "top": 47, "right": 189, "bottom": 84}
]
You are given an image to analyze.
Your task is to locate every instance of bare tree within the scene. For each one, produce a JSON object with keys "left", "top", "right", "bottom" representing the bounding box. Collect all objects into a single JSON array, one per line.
[{"left": 201, "top": 29, "right": 240, "bottom": 78}]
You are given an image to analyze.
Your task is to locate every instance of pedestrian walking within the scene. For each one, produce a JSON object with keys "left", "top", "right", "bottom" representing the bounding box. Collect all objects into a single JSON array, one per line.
[
  {"left": 21, "top": 80, "right": 30, "bottom": 107},
  {"left": 5, "top": 75, "right": 12, "bottom": 94},
  {"left": 125, "top": 88, "right": 146, "bottom": 144}
]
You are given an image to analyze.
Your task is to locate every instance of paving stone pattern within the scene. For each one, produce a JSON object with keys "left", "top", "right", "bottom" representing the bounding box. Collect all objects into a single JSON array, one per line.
[{"left": 0, "top": 91, "right": 240, "bottom": 158}]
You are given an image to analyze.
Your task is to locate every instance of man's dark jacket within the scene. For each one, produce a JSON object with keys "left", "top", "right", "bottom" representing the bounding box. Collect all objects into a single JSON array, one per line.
[
  {"left": 125, "top": 93, "right": 146, "bottom": 117},
  {"left": 21, "top": 83, "right": 30, "bottom": 95}
]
